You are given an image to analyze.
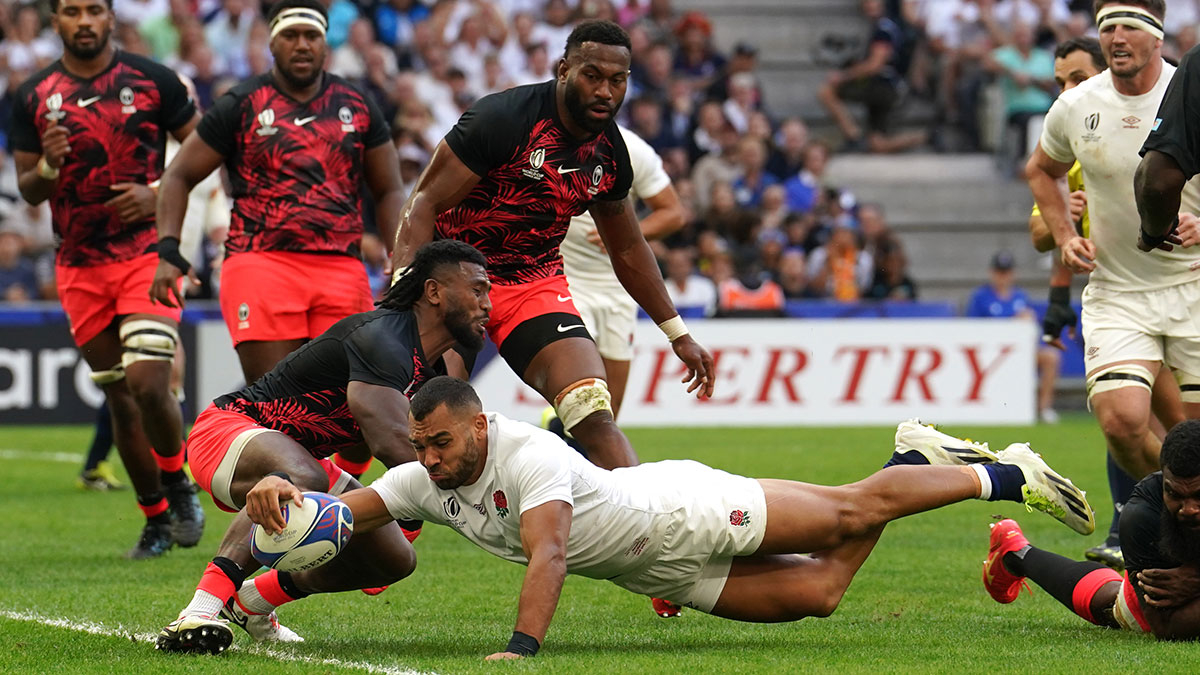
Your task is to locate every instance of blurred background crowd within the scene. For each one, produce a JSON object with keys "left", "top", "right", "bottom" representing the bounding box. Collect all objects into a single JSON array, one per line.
[{"left": 1, "top": 0, "right": 1197, "bottom": 318}]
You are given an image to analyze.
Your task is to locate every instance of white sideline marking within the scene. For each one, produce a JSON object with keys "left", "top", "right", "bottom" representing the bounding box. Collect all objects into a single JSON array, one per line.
[
  {"left": 0, "top": 609, "right": 433, "bottom": 675},
  {"left": 0, "top": 449, "right": 84, "bottom": 464}
]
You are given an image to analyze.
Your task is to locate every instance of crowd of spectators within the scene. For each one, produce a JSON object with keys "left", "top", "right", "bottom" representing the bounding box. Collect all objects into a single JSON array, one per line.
[{"left": 0, "top": 0, "right": 928, "bottom": 317}]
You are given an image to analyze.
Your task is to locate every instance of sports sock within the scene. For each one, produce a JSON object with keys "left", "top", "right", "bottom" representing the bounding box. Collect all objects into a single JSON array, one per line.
[
  {"left": 234, "top": 579, "right": 272, "bottom": 615},
  {"left": 249, "top": 570, "right": 311, "bottom": 613},
  {"left": 137, "top": 492, "right": 170, "bottom": 520},
  {"left": 1105, "top": 453, "right": 1137, "bottom": 547},
  {"left": 333, "top": 453, "right": 372, "bottom": 480},
  {"left": 184, "top": 558, "right": 248, "bottom": 618},
  {"left": 1002, "top": 546, "right": 1121, "bottom": 624},
  {"left": 883, "top": 449, "right": 930, "bottom": 468},
  {"left": 399, "top": 519, "right": 423, "bottom": 543},
  {"left": 969, "top": 463, "right": 1024, "bottom": 502},
  {"left": 83, "top": 401, "right": 113, "bottom": 472}
]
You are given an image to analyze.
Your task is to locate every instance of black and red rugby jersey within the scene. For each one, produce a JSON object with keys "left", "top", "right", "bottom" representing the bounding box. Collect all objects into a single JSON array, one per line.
[
  {"left": 196, "top": 72, "right": 390, "bottom": 259},
  {"left": 440, "top": 80, "right": 633, "bottom": 285},
  {"left": 214, "top": 308, "right": 443, "bottom": 458},
  {"left": 9, "top": 50, "right": 195, "bottom": 267}
]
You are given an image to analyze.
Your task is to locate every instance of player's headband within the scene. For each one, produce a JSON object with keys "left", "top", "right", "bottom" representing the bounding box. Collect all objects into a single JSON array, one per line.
[
  {"left": 269, "top": 7, "right": 328, "bottom": 40},
  {"left": 1096, "top": 4, "right": 1164, "bottom": 40}
]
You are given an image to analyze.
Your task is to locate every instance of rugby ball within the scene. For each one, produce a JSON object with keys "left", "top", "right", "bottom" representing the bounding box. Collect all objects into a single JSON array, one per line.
[{"left": 250, "top": 491, "right": 353, "bottom": 573}]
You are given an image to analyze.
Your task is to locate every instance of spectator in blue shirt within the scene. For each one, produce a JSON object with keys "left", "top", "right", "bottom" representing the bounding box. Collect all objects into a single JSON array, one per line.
[
  {"left": 965, "top": 251, "right": 1061, "bottom": 423},
  {"left": 0, "top": 226, "right": 38, "bottom": 303}
]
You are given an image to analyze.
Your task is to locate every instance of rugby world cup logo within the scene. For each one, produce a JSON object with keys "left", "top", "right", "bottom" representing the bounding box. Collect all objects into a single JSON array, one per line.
[
  {"left": 530, "top": 147, "right": 545, "bottom": 170},
  {"left": 44, "top": 92, "right": 65, "bottom": 121},
  {"left": 256, "top": 108, "right": 278, "bottom": 136},
  {"left": 591, "top": 164, "right": 603, "bottom": 186},
  {"left": 1084, "top": 112, "right": 1100, "bottom": 131}
]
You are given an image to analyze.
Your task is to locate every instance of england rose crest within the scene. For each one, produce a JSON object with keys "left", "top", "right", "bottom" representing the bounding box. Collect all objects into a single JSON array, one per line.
[
  {"left": 729, "top": 510, "right": 750, "bottom": 527},
  {"left": 493, "top": 490, "right": 509, "bottom": 519}
]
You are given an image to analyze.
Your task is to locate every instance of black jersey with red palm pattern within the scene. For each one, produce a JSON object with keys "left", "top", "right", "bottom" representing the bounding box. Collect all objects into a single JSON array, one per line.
[
  {"left": 9, "top": 51, "right": 195, "bottom": 267},
  {"left": 214, "top": 309, "right": 443, "bottom": 458},
  {"left": 440, "top": 80, "right": 632, "bottom": 285},
  {"left": 196, "top": 72, "right": 389, "bottom": 259}
]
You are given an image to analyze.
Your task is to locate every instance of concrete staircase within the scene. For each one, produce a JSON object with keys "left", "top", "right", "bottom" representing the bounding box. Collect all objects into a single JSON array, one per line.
[{"left": 824, "top": 153, "right": 1056, "bottom": 303}]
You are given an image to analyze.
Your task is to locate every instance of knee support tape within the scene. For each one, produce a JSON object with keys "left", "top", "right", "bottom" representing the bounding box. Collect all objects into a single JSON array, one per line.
[
  {"left": 119, "top": 319, "right": 179, "bottom": 369},
  {"left": 554, "top": 378, "right": 613, "bottom": 431},
  {"left": 1174, "top": 369, "right": 1200, "bottom": 404},
  {"left": 88, "top": 365, "right": 126, "bottom": 385},
  {"left": 1086, "top": 364, "right": 1154, "bottom": 407}
]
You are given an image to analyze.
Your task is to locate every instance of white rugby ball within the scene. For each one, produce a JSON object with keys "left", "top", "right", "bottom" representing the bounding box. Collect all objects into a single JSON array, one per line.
[{"left": 250, "top": 491, "right": 353, "bottom": 573}]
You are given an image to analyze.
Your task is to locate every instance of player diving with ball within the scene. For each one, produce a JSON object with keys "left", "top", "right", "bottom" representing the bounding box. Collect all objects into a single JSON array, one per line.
[{"left": 233, "top": 376, "right": 1095, "bottom": 660}]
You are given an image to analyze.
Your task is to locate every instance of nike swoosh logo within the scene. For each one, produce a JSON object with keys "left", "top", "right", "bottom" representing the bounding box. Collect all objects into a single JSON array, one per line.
[
  {"left": 294, "top": 116, "right": 317, "bottom": 126},
  {"left": 556, "top": 324, "right": 586, "bottom": 333},
  {"left": 557, "top": 166, "right": 580, "bottom": 174},
  {"left": 77, "top": 96, "right": 101, "bottom": 107},
  {"left": 556, "top": 295, "right": 572, "bottom": 302}
]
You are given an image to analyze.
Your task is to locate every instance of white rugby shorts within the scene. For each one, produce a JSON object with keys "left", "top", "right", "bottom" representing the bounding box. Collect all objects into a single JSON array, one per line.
[
  {"left": 612, "top": 460, "right": 767, "bottom": 612},
  {"left": 1081, "top": 281, "right": 1200, "bottom": 378},
  {"left": 571, "top": 282, "right": 637, "bottom": 361}
]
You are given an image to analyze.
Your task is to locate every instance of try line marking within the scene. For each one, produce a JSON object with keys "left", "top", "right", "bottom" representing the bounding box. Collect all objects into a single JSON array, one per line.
[
  {"left": 0, "top": 609, "right": 434, "bottom": 675},
  {"left": 0, "top": 449, "right": 84, "bottom": 464}
]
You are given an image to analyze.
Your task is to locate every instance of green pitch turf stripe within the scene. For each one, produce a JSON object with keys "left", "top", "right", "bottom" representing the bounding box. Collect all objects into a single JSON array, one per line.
[{"left": 0, "top": 609, "right": 434, "bottom": 675}]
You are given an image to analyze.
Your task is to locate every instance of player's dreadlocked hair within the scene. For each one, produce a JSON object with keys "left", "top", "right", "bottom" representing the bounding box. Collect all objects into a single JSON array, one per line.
[
  {"left": 564, "top": 20, "right": 632, "bottom": 59},
  {"left": 1161, "top": 420, "right": 1200, "bottom": 478},
  {"left": 378, "top": 240, "right": 487, "bottom": 312},
  {"left": 409, "top": 376, "right": 482, "bottom": 421}
]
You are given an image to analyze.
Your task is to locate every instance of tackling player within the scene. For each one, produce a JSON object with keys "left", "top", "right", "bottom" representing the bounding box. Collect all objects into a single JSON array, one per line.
[
  {"left": 390, "top": 20, "right": 715, "bottom": 472},
  {"left": 1026, "top": 0, "right": 1200, "bottom": 520},
  {"left": 150, "top": 0, "right": 405, "bottom": 388},
  {"left": 242, "top": 376, "right": 1094, "bottom": 660},
  {"left": 9, "top": 0, "right": 203, "bottom": 558},
  {"left": 982, "top": 419, "right": 1200, "bottom": 639},
  {"left": 154, "top": 241, "right": 490, "bottom": 655}
]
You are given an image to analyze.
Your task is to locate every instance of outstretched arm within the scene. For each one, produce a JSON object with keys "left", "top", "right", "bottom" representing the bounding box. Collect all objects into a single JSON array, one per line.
[
  {"left": 390, "top": 140, "right": 481, "bottom": 270},
  {"left": 485, "top": 500, "right": 572, "bottom": 661},
  {"left": 592, "top": 197, "right": 714, "bottom": 398}
]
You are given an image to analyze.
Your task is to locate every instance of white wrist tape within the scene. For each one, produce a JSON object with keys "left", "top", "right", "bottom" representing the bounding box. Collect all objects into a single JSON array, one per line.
[{"left": 657, "top": 315, "right": 689, "bottom": 342}]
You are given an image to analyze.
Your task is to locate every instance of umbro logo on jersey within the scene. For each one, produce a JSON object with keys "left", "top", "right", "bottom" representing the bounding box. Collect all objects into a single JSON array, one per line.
[
  {"left": 76, "top": 96, "right": 101, "bottom": 108},
  {"left": 294, "top": 115, "right": 317, "bottom": 126},
  {"left": 557, "top": 165, "right": 580, "bottom": 174},
  {"left": 556, "top": 323, "right": 586, "bottom": 333},
  {"left": 1122, "top": 115, "right": 1140, "bottom": 129}
]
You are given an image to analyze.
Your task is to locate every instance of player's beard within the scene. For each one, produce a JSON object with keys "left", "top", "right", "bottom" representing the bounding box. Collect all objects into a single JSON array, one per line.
[
  {"left": 563, "top": 76, "right": 616, "bottom": 135},
  {"left": 277, "top": 54, "right": 324, "bottom": 90},
  {"left": 63, "top": 25, "right": 111, "bottom": 60},
  {"left": 445, "top": 302, "right": 486, "bottom": 351},
  {"left": 430, "top": 434, "right": 482, "bottom": 490},
  {"left": 1158, "top": 507, "right": 1200, "bottom": 563}
]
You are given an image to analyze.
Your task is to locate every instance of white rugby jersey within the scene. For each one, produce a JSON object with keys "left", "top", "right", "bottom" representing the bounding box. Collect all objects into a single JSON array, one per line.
[
  {"left": 560, "top": 126, "right": 673, "bottom": 292},
  {"left": 370, "top": 413, "right": 682, "bottom": 581},
  {"left": 1040, "top": 61, "right": 1200, "bottom": 291}
]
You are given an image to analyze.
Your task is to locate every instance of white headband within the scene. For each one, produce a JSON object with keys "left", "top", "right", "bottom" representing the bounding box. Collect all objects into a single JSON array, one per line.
[
  {"left": 270, "top": 7, "right": 328, "bottom": 40},
  {"left": 1096, "top": 5, "right": 1164, "bottom": 40}
]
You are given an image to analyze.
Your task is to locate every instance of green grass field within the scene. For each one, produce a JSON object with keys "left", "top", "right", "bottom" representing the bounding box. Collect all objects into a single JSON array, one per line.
[{"left": 1, "top": 418, "right": 1194, "bottom": 674}]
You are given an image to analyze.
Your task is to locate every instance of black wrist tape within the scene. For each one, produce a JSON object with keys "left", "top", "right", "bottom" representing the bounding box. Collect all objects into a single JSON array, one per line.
[{"left": 157, "top": 236, "right": 192, "bottom": 274}]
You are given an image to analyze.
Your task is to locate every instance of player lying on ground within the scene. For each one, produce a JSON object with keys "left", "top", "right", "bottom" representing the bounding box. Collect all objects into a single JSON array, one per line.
[
  {"left": 154, "top": 241, "right": 489, "bottom": 654},
  {"left": 983, "top": 419, "right": 1200, "bottom": 639},
  {"left": 234, "top": 376, "right": 1095, "bottom": 660}
]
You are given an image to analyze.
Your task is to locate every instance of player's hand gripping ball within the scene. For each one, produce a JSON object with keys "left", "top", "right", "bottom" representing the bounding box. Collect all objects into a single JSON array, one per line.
[{"left": 250, "top": 492, "right": 353, "bottom": 572}]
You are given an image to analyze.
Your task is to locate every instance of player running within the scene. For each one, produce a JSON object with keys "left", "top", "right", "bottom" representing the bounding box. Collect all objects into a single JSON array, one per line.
[
  {"left": 154, "top": 241, "right": 489, "bottom": 655},
  {"left": 1027, "top": 34, "right": 1182, "bottom": 570},
  {"left": 982, "top": 419, "right": 1200, "bottom": 639},
  {"left": 1026, "top": 0, "right": 1200, "bottom": 506},
  {"left": 9, "top": 0, "right": 203, "bottom": 558},
  {"left": 150, "top": 0, "right": 405, "bottom": 387},
  {"left": 230, "top": 377, "right": 1095, "bottom": 659},
  {"left": 390, "top": 19, "right": 714, "bottom": 471}
]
